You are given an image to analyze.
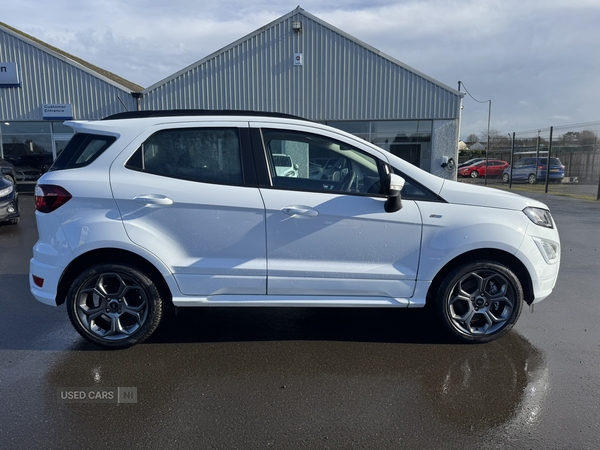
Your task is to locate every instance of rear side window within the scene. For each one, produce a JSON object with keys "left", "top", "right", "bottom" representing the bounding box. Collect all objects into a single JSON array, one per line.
[
  {"left": 125, "top": 128, "right": 243, "bottom": 185},
  {"left": 50, "top": 133, "right": 116, "bottom": 171}
]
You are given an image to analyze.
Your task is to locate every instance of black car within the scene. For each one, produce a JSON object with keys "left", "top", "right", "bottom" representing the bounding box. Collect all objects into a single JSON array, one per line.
[
  {"left": 0, "top": 175, "right": 19, "bottom": 225},
  {"left": 0, "top": 157, "right": 17, "bottom": 184}
]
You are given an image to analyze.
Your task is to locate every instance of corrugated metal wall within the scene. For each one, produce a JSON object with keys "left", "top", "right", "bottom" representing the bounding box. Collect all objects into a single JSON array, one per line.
[
  {"left": 0, "top": 28, "right": 137, "bottom": 120},
  {"left": 142, "top": 10, "right": 461, "bottom": 121}
]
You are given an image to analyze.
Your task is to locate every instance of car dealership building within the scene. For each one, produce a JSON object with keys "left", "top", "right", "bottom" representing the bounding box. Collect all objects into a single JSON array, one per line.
[{"left": 0, "top": 7, "right": 462, "bottom": 183}]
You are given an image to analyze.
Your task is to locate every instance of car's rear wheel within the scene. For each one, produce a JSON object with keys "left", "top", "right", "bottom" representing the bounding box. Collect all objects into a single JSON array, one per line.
[
  {"left": 66, "top": 264, "right": 163, "bottom": 349},
  {"left": 502, "top": 173, "right": 510, "bottom": 183},
  {"left": 436, "top": 261, "right": 523, "bottom": 343},
  {"left": 527, "top": 173, "right": 537, "bottom": 184},
  {"left": 470, "top": 170, "right": 479, "bottom": 178}
]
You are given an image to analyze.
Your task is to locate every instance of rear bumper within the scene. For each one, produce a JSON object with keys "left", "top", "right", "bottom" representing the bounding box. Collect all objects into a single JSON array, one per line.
[{"left": 30, "top": 257, "right": 62, "bottom": 306}]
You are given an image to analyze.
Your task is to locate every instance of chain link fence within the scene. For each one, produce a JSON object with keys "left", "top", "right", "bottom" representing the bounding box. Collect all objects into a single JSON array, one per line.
[{"left": 458, "top": 121, "right": 600, "bottom": 200}]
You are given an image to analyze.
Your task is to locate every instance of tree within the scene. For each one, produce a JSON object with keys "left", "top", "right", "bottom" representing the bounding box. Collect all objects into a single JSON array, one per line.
[
  {"left": 580, "top": 130, "right": 598, "bottom": 146},
  {"left": 480, "top": 128, "right": 510, "bottom": 151},
  {"left": 466, "top": 133, "right": 479, "bottom": 144},
  {"left": 560, "top": 131, "right": 580, "bottom": 145}
]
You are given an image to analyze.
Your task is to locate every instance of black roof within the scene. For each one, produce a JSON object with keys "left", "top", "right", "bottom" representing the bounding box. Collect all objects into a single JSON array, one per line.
[{"left": 103, "top": 110, "right": 308, "bottom": 121}]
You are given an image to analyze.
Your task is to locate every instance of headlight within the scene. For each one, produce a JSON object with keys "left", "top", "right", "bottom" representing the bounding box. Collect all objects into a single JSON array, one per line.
[
  {"left": 523, "top": 207, "right": 554, "bottom": 229},
  {"left": 0, "top": 184, "right": 14, "bottom": 198}
]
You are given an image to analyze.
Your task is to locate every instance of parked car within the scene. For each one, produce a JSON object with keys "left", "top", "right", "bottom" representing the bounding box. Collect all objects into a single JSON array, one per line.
[
  {"left": 0, "top": 157, "right": 17, "bottom": 184},
  {"left": 0, "top": 175, "right": 19, "bottom": 226},
  {"left": 14, "top": 166, "right": 42, "bottom": 182},
  {"left": 30, "top": 110, "right": 561, "bottom": 348},
  {"left": 2, "top": 143, "right": 53, "bottom": 173},
  {"left": 458, "top": 160, "right": 510, "bottom": 178},
  {"left": 272, "top": 153, "right": 298, "bottom": 177},
  {"left": 458, "top": 158, "right": 486, "bottom": 169},
  {"left": 502, "top": 157, "right": 565, "bottom": 184}
]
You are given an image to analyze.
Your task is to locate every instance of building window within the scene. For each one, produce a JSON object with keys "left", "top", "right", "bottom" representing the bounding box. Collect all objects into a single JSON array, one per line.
[
  {"left": 0, "top": 121, "right": 75, "bottom": 175},
  {"left": 325, "top": 120, "right": 432, "bottom": 171}
]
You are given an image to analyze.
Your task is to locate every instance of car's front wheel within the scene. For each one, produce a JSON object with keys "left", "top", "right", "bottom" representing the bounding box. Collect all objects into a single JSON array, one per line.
[
  {"left": 66, "top": 264, "right": 163, "bottom": 349},
  {"left": 502, "top": 173, "right": 510, "bottom": 183},
  {"left": 527, "top": 173, "right": 537, "bottom": 184},
  {"left": 435, "top": 261, "right": 524, "bottom": 343},
  {"left": 470, "top": 170, "right": 479, "bottom": 178}
]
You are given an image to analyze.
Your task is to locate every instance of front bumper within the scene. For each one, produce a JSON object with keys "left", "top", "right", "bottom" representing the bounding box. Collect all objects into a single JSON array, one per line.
[{"left": 0, "top": 197, "right": 19, "bottom": 223}]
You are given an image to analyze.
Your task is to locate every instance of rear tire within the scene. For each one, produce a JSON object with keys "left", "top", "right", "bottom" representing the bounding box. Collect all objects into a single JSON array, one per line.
[
  {"left": 435, "top": 260, "right": 523, "bottom": 343},
  {"left": 527, "top": 173, "right": 537, "bottom": 184},
  {"left": 66, "top": 264, "right": 163, "bottom": 349}
]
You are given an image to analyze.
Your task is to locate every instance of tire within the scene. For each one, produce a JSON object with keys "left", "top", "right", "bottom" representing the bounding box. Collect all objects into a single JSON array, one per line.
[
  {"left": 470, "top": 171, "right": 479, "bottom": 178},
  {"left": 435, "top": 260, "right": 523, "bottom": 343},
  {"left": 66, "top": 264, "right": 163, "bottom": 349},
  {"left": 527, "top": 173, "right": 537, "bottom": 184},
  {"left": 502, "top": 173, "right": 510, "bottom": 183}
]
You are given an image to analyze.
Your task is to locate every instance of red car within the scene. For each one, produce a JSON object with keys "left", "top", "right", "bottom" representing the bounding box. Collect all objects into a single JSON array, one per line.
[{"left": 458, "top": 159, "right": 510, "bottom": 178}]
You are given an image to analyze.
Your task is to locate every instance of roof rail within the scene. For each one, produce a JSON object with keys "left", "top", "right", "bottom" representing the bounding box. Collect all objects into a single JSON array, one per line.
[{"left": 102, "top": 109, "right": 308, "bottom": 121}]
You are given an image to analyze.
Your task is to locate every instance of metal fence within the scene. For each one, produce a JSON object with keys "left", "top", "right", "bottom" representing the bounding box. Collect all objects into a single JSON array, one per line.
[{"left": 459, "top": 121, "right": 600, "bottom": 200}]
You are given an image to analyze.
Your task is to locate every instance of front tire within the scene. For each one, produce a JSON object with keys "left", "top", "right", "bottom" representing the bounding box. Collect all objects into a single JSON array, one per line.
[
  {"left": 66, "top": 264, "right": 163, "bottom": 349},
  {"left": 502, "top": 173, "right": 510, "bottom": 183},
  {"left": 527, "top": 173, "right": 537, "bottom": 184},
  {"left": 436, "top": 261, "right": 523, "bottom": 343},
  {"left": 470, "top": 170, "right": 479, "bottom": 178}
]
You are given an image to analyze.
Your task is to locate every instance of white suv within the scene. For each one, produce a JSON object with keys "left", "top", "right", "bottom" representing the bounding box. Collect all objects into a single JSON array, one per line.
[{"left": 30, "top": 111, "right": 560, "bottom": 348}]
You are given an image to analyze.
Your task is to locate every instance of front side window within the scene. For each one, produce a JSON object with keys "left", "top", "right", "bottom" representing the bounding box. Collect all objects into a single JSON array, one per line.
[
  {"left": 261, "top": 129, "right": 385, "bottom": 195},
  {"left": 126, "top": 128, "right": 243, "bottom": 185}
]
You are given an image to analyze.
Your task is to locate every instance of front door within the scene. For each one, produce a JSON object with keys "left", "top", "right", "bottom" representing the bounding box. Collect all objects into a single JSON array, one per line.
[{"left": 258, "top": 127, "right": 422, "bottom": 300}]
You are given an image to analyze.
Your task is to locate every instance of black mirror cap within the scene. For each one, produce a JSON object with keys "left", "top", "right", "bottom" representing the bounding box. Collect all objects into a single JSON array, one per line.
[{"left": 384, "top": 173, "right": 404, "bottom": 212}]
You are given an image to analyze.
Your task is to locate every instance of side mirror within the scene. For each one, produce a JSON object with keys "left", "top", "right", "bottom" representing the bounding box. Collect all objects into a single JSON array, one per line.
[{"left": 384, "top": 173, "right": 405, "bottom": 213}]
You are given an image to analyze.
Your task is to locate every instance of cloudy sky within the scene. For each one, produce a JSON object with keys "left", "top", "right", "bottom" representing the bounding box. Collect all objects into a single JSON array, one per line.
[{"left": 2, "top": 0, "right": 599, "bottom": 140}]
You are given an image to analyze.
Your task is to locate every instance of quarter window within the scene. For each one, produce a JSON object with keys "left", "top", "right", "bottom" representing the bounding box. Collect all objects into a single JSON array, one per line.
[{"left": 126, "top": 128, "right": 243, "bottom": 184}]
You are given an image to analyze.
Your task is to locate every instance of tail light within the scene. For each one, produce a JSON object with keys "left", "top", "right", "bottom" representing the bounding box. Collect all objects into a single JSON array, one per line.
[{"left": 35, "top": 185, "right": 72, "bottom": 213}]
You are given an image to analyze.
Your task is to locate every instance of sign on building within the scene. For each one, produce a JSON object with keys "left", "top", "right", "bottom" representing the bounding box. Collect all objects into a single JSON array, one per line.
[
  {"left": 42, "top": 104, "right": 74, "bottom": 120},
  {"left": 0, "top": 62, "right": 20, "bottom": 87}
]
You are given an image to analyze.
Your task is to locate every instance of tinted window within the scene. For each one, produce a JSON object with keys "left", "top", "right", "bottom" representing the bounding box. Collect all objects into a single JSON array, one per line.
[
  {"left": 50, "top": 133, "right": 116, "bottom": 171},
  {"left": 126, "top": 128, "right": 243, "bottom": 185}
]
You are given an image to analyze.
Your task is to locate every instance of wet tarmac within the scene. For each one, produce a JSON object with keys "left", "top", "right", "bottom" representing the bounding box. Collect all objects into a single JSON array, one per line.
[{"left": 1, "top": 192, "right": 599, "bottom": 449}]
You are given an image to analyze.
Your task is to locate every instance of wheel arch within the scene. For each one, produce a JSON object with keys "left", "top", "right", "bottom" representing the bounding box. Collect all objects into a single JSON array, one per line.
[
  {"left": 426, "top": 248, "right": 535, "bottom": 306},
  {"left": 56, "top": 248, "right": 173, "bottom": 307}
]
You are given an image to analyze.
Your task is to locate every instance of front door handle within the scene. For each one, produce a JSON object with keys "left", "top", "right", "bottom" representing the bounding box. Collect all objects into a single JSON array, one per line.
[
  {"left": 134, "top": 194, "right": 174, "bottom": 207},
  {"left": 281, "top": 205, "right": 319, "bottom": 218}
]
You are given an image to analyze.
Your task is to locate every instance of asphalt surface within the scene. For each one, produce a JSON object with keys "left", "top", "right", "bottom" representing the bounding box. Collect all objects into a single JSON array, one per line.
[{"left": 1, "top": 191, "right": 599, "bottom": 449}]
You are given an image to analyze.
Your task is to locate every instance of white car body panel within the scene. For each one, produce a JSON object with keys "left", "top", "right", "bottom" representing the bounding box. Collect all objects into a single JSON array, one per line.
[
  {"left": 259, "top": 189, "right": 422, "bottom": 299},
  {"left": 29, "top": 114, "right": 560, "bottom": 316}
]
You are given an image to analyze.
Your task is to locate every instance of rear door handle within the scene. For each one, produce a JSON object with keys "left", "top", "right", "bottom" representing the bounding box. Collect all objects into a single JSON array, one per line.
[
  {"left": 134, "top": 194, "right": 174, "bottom": 207},
  {"left": 281, "top": 205, "right": 319, "bottom": 218}
]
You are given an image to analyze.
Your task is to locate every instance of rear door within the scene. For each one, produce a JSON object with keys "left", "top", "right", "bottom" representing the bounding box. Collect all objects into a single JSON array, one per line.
[{"left": 110, "top": 122, "right": 267, "bottom": 296}]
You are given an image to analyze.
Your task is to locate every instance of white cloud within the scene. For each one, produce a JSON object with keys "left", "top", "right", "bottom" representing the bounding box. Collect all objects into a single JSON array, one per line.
[{"left": 2, "top": 0, "right": 600, "bottom": 137}]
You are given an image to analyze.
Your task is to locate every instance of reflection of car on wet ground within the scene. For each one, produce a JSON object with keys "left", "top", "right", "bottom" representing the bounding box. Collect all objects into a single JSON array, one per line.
[
  {"left": 503, "top": 157, "right": 565, "bottom": 184},
  {"left": 0, "top": 176, "right": 19, "bottom": 226},
  {"left": 458, "top": 160, "right": 510, "bottom": 178}
]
